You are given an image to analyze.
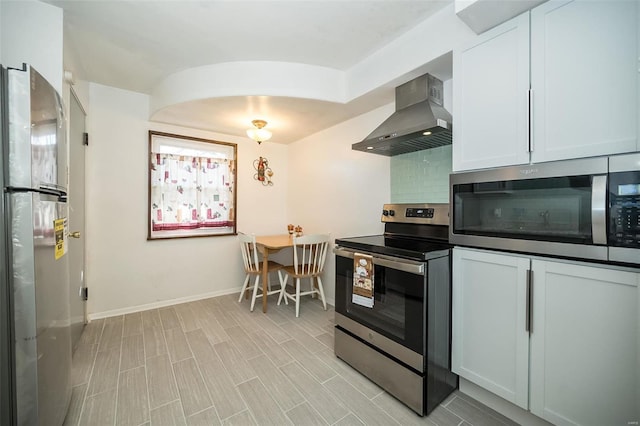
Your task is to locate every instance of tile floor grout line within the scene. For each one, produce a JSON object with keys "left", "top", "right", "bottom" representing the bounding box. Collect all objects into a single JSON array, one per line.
[
  {"left": 232, "top": 377, "right": 258, "bottom": 425},
  {"left": 212, "top": 325, "right": 259, "bottom": 388},
  {"left": 322, "top": 374, "right": 401, "bottom": 426},
  {"left": 282, "top": 398, "right": 308, "bottom": 414},
  {"left": 161, "top": 314, "right": 189, "bottom": 423},
  {"left": 365, "top": 388, "right": 384, "bottom": 403},
  {"left": 329, "top": 412, "right": 352, "bottom": 426},
  {"left": 278, "top": 335, "right": 338, "bottom": 385},
  {"left": 150, "top": 398, "right": 181, "bottom": 410},
  {"left": 442, "top": 395, "right": 456, "bottom": 408},
  {"left": 184, "top": 404, "right": 215, "bottom": 422},
  {"left": 74, "top": 321, "right": 104, "bottom": 425},
  {"left": 183, "top": 317, "right": 220, "bottom": 423},
  {"left": 254, "top": 372, "right": 298, "bottom": 419},
  {"left": 452, "top": 392, "right": 515, "bottom": 426},
  {"left": 443, "top": 404, "right": 468, "bottom": 426},
  {"left": 112, "top": 327, "right": 124, "bottom": 426},
  {"left": 142, "top": 313, "right": 152, "bottom": 426}
]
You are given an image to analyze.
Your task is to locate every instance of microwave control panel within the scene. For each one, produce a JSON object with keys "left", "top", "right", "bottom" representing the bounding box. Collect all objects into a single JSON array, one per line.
[{"left": 609, "top": 173, "right": 640, "bottom": 248}]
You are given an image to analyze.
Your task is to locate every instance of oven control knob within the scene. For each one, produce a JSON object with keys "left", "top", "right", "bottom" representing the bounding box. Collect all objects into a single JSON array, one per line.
[
  {"left": 382, "top": 210, "right": 389, "bottom": 216},
  {"left": 389, "top": 210, "right": 395, "bottom": 217}
]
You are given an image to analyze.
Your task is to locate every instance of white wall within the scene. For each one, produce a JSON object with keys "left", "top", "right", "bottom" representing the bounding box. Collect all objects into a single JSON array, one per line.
[
  {"left": 80, "top": 3, "right": 472, "bottom": 317},
  {"left": 63, "top": 24, "right": 92, "bottom": 115},
  {"left": 287, "top": 104, "right": 393, "bottom": 303},
  {"left": 346, "top": 4, "right": 474, "bottom": 100},
  {"left": 0, "top": 0, "right": 63, "bottom": 94},
  {"left": 85, "top": 83, "right": 289, "bottom": 318},
  {"left": 87, "top": 81, "right": 391, "bottom": 316},
  {"left": 455, "top": 0, "right": 547, "bottom": 34}
]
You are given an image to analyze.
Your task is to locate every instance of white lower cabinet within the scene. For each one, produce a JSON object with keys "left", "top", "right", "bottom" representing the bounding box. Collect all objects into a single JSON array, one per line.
[
  {"left": 451, "top": 248, "right": 530, "bottom": 408},
  {"left": 529, "top": 260, "right": 639, "bottom": 425},
  {"left": 452, "top": 248, "right": 640, "bottom": 425}
]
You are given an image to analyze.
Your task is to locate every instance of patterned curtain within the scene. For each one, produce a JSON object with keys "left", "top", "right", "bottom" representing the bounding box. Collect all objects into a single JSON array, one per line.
[{"left": 150, "top": 153, "right": 235, "bottom": 231}]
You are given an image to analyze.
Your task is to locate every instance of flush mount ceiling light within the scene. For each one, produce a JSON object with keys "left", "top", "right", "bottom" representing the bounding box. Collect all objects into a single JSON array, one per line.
[{"left": 246, "top": 119, "right": 272, "bottom": 144}]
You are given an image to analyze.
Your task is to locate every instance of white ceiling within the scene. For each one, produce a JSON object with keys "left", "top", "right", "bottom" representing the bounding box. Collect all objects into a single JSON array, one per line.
[{"left": 50, "top": 0, "right": 454, "bottom": 143}]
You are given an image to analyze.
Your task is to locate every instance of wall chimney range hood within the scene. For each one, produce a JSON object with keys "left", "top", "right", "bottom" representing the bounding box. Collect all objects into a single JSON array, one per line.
[{"left": 353, "top": 74, "right": 452, "bottom": 156}]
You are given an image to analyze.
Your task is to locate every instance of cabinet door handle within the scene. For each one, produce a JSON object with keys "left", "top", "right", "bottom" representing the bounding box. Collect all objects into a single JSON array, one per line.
[
  {"left": 526, "top": 269, "right": 533, "bottom": 333},
  {"left": 528, "top": 89, "right": 533, "bottom": 153}
]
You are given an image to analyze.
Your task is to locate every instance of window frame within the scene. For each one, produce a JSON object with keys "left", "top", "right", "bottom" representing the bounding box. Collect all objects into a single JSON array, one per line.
[{"left": 147, "top": 130, "right": 237, "bottom": 240}]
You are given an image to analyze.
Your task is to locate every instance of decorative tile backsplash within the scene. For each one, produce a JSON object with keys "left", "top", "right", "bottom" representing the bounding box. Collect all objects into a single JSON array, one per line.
[{"left": 390, "top": 145, "right": 452, "bottom": 203}]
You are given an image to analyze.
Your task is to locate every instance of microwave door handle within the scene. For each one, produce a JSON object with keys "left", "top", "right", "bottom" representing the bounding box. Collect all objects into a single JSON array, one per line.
[{"left": 591, "top": 174, "right": 608, "bottom": 245}]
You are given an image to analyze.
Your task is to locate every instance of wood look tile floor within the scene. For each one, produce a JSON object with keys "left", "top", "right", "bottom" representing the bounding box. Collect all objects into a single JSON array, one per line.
[{"left": 64, "top": 293, "right": 518, "bottom": 426}]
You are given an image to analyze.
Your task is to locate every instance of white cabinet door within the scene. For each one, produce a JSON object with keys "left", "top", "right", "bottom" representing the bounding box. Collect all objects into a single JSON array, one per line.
[
  {"left": 529, "top": 260, "right": 640, "bottom": 426},
  {"left": 453, "top": 13, "right": 530, "bottom": 172},
  {"left": 452, "top": 248, "right": 531, "bottom": 408},
  {"left": 530, "top": 0, "right": 639, "bottom": 163}
]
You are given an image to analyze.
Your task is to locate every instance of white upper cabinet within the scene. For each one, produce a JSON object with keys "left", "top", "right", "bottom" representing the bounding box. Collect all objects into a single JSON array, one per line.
[
  {"left": 453, "top": 13, "right": 530, "bottom": 172},
  {"left": 453, "top": 0, "right": 640, "bottom": 172},
  {"left": 530, "top": 0, "right": 639, "bottom": 163}
]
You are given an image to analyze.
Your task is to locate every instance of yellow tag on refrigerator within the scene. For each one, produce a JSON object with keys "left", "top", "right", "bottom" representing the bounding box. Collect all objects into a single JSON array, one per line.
[{"left": 54, "top": 218, "right": 67, "bottom": 260}]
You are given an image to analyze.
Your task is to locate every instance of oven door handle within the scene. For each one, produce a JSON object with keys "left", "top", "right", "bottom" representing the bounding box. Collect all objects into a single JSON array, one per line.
[{"left": 334, "top": 247, "right": 425, "bottom": 275}]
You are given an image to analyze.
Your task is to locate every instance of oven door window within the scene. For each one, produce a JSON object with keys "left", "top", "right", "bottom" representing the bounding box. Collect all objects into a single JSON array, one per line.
[
  {"left": 335, "top": 256, "right": 424, "bottom": 355},
  {"left": 453, "top": 175, "right": 594, "bottom": 244}
]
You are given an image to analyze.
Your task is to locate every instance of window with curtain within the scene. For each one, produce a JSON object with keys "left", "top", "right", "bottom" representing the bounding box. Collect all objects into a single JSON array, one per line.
[{"left": 148, "top": 131, "right": 237, "bottom": 240}]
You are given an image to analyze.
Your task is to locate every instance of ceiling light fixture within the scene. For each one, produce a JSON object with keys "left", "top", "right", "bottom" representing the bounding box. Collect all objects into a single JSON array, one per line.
[{"left": 246, "top": 119, "right": 272, "bottom": 144}]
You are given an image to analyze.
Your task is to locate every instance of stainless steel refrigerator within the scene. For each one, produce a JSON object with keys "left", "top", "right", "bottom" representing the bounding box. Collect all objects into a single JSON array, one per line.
[{"left": 0, "top": 64, "right": 72, "bottom": 425}]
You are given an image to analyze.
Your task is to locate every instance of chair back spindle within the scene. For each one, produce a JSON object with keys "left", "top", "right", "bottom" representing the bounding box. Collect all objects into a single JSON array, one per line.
[
  {"left": 292, "top": 235, "right": 329, "bottom": 277},
  {"left": 278, "top": 234, "right": 330, "bottom": 317},
  {"left": 239, "top": 233, "right": 260, "bottom": 273},
  {"left": 238, "top": 232, "right": 285, "bottom": 311}
]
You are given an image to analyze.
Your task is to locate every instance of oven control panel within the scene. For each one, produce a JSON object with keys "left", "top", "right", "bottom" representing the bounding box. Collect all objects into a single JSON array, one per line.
[
  {"left": 405, "top": 208, "right": 434, "bottom": 218},
  {"left": 381, "top": 203, "right": 449, "bottom": 225}
]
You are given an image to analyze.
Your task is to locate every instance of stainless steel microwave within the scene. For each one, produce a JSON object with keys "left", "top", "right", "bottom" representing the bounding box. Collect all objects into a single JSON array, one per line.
[{"left": 450, "top": 153, "right": 640, "bottom": 265}]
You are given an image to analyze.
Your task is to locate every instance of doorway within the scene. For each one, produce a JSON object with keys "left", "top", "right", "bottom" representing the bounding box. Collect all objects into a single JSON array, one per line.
[{"left": 68, "top": 89, "right": 86, "bottom": 351}]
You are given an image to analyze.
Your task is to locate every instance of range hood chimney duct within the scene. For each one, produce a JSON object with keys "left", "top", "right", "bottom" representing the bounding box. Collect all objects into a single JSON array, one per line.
[{"left": 352, "top": 74, "right": 452, "bottom": 156}]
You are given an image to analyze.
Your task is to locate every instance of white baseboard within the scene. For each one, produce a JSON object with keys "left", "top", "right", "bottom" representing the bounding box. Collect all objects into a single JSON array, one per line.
[
  {"left": 88, "top": 289, "right": 336, "bottom": 321},
  {"left": 87, "top": 287, "right": 240, "bottom": 321},
  {"left": 459, "top": 378, "right": 552, "bottom": 426}
]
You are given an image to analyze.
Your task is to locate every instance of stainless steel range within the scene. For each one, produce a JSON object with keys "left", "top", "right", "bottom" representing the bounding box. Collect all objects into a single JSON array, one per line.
[{"left": 333, "top": 203, "right": 458, "bottom": 416}]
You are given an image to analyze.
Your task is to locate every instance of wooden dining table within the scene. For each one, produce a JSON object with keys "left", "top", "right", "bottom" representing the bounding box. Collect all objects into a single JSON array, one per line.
[{"left": 255, "top": 234, "right": 295, "bottom": 313}]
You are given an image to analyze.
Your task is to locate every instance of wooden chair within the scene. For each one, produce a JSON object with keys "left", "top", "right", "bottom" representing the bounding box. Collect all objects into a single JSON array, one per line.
[
  {"left": 277, "top": 234, "right": 329, "bottom": 317},
  {"left": 238, "top": 233, "right": 286, "bottom": 311}
]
